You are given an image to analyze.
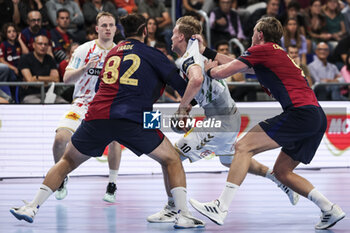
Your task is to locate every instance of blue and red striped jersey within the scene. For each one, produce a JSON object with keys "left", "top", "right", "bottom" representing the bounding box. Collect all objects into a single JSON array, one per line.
[
  {"left": 238, "top": 42, "right": 319, "bottom": 110},
  {"left": 85, "top": 39, "right": 187, "bottom": 123}
]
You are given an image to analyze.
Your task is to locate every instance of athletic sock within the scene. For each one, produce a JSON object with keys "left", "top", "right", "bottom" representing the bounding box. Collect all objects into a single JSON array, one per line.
[
  {"left": 31, "top": 184, "right": 53, "bottom": 209},
  {"left": 308, "top": 188, "right": 333, "bottom": 212},
  {"left": 108, "top": 169, "right": 118, "bottom": 184},
  {"left": 168, "top": 196, "right": 175, "bottom": 207},
  {"left": 218, "top": 182, "right": 239, "bottom": 211},
  {"left": 170, "top": 187, "right": 189, "bottom": 214},
  {"left": 265, "top": 169, "right": 279, "bottom": 184}
]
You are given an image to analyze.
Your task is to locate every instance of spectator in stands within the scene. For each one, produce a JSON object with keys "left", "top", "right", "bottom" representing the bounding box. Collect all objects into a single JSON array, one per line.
[
  {"left": 138, "top": 0, "right": 173, "bottom": 53},
  {"left": 20, "top": 10, "right": 52, "bottom": 55},
  {"left": 0, "top": 0, "right": 20, "bottom": 30},
  {"left": 278, "top": 0, "right": 306, "bottom": 35},
  {"left": 322, "top": 0, "right": 346, "bottom": 50},
  {"left": 113, "top": 0, "right": 137, "bottom": 15},
  {"left": 244, "top": 0, "right": 279, "bottom": 40},
  {"left": 83, "top": 0, "right": 121, "bottom": 27},
  {"left": 0, "top": 23, "right": 28, "bottom": 76},
  {"left": 145, "top": 17, "right": 163, "bottom": 47},
  {"left": 308, "top": 42, "right": 347, "bottom": 100},
  {"left": 329, "top": 34, "right": 350, "bottom": 69},
  {"left": 46, "top": 0, "right": 86, "bottom": 44},
  {"left": 339, "top": 51, "right": 350, "bottom": 99},
  {"left": 155, "top": 41, "right": 174, "bottom": 62},
  {"left": 208, "top": 0, "right": 245, "bottom": 48},
  {"left": 281, "top": 17, "right": 307, "bottom": 65},
  {"left": 58, "top": 42, "right": 79, "bottom": 81},
  {"left": 0, "top": 63, "right": 16, "bottom": 102},
  {"left": 304, "top": 0, "right": 329, "bottom": 54},
  {"left": 17, "top": 35, "right": 67, "bottom": 103},
  {"left": 86, "top": 25, "right": 98, "bottom": 41},
  {"left": 50, "top": 9, "right": 73, "bottom": 64},
  {"left": 287, "top": 45, "right": 313, "bottom": 86},
  {"left": 341, "top": 0, "right": 350, "bottom": 34},
  {"left": 182, "top": 0, "right": 204, "bottom": 14},
  {"left": 18, "top": 0, "right": 50, "bottom": 29}
]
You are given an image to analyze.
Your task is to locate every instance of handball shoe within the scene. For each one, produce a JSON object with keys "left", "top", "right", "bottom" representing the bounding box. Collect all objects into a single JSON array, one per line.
[
  {"left": 189, "top": 199, "right": 227, "bottom": 225},
  {"left": 174, "top": 210, "right": 205, "bottom": 229},
  {"left": 103, "top": 182, "right": 117, "bottom": 203},
  {"left": 147, "top": 204, "right": 177, "bottom": 223},
  {"left": 10, "top": 200, "right": 38, "bottom": 223},
  {"left": 55, "top": 176, "right": 68, "bottom": 200},
  {"left": 315, "top": 204, "right": 345, "bottom": 230}
]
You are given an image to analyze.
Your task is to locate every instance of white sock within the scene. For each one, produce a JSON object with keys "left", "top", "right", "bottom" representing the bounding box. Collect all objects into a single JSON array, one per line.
[
  {"left": 168, "top": 196, "right": 175, "bottom": 207},
  {"left": 108, "top": 169, "right": 118, "bottom": 184},
  {"left": 218, "top": 182, "right": 239, "bottom": 211},
  {"left": 308, "top": 188, "right": 333, "bottom": 212},
  {"left": 265, "top": 169, "right": 279, "bottom": 184},
  {"left": 170, "top": 187, "right": 189, "bottom": 214},
  {"left": 31, "top": 184, "right": 53, "bottom": 209}
]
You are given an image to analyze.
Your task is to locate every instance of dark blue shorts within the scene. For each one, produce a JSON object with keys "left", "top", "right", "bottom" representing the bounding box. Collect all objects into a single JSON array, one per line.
[
  {"left": 259, "top": 106, "right": 327, "bottom": 164},
  {"left": 71, "top": 119, "right": 164, "bottom": 157}
]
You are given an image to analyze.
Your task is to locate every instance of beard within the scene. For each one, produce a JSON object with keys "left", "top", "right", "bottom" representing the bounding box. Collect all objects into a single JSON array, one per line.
[{"left": 31, "top": 25, "right": 41, "bottom": 34}]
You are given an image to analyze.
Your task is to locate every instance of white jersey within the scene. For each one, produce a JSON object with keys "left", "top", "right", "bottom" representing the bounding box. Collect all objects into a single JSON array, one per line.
[
  {"left": 175, "top": 39, "right": 226, "bottom": 107},
  {"left": 66, "top": 40, "right": 116, "bottom": 107}
]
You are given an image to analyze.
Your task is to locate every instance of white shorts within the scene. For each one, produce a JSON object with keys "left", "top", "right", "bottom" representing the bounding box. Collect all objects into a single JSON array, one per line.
[
  {"left": 56, "top": 104, "right": 88, "bottom": 133},
  {"left": 175, "top": 107, "right": 240, "bottom": 164}
]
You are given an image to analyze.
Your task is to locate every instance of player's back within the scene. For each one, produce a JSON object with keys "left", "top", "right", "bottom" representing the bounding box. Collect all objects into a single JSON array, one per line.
[{"left": 86, "top": 39, "right": 186, "bottom": 123}]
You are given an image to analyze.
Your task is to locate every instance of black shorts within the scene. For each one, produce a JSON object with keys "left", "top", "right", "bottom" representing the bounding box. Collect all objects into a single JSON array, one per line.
[
  {"left": 71, "top": 119, "right": 164, "bottom": 157},
  {"left": 259, "top": 106, "right": 327, "bottom": 164}
]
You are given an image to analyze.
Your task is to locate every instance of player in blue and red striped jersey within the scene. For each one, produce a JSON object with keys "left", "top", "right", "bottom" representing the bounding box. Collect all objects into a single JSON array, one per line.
[
  {"left": 189, "top": 16, "right": 346, "bottom": 230},
  {"left": 10, "top": 14, "right": 205, "bottom": 229}
]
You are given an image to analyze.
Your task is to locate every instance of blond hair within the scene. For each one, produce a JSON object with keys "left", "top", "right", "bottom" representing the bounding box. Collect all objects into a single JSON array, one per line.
[{"left": 176, "top": 16, "right": 202, "bottom": 43}]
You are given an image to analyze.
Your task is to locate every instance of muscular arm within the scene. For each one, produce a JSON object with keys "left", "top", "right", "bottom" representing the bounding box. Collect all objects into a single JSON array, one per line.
[
  {"left": 209, "top": 59, "right": 249, "bottom": 80},
  {"left": 178, "top": 65, "right": 203, "bottom": 109},
  {"left": 63, "top": 67, "right": 86, "bottom": 83}
]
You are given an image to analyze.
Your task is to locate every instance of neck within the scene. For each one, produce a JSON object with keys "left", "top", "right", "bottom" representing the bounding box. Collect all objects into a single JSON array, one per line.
[
  {"left": 8, "top": 39, "right": 15, "bottom": 45},
  {"left": 177, "top": 42, "right": 187, "bottom": 57},
  {"left": 97, "top": 38, "right": 114, "bottom": 49},
  {"left": 56, "top": 26, "right": 66, "bottom": 33},
  {"left": 33, "top": 52, "right": 45, "bottom": 62}
]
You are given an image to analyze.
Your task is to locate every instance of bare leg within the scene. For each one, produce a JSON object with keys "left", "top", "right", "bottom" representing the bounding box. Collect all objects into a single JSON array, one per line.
[
  {"left": 273, "top": 151, "right": 314, "bottom": 198},
  {"left": 44, "top": 142, "right": 91, "bottom": 191},
  {"left": 107, "top": 141, "right": 122, "bottom": 171},
  {"left": 52, "top": 128, "right": 72, "bottom": 163}
]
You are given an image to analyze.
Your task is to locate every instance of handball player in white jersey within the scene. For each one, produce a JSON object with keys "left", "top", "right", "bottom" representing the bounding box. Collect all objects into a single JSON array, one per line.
[
  {"left": 53, "top": 12, "right": 122, "bottom": 203},
  {"left": 147, "top": 16, "right": 299, "bottom": 223}
]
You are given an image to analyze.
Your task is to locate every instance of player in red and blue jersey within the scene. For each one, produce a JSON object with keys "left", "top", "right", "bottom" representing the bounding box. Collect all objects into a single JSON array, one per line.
[
  {"left": 189, "top": 17, "right": 345, "bottom": 230},
  {"left": 10, "top": 14, "right": 205, "bottom": 229}
]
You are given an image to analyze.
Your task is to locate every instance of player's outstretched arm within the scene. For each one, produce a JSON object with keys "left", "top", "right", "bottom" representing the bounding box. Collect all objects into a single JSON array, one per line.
[{"left": 206, "top": 59, "right": 249, "bottom": 80}]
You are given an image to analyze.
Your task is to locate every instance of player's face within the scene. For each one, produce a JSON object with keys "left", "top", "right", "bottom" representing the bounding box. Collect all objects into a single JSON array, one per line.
[
  {"left": 171, "top": 25, "right": 182, "bottom": 54},
  {"left": 96, "top": 16, "right": 116, "bottom": 41},
  {"left": 6, "top": 26, "right": 17, "bottom": 42},
  {"left": 252, "top": 24, "right": 260, "bottom": 46}
]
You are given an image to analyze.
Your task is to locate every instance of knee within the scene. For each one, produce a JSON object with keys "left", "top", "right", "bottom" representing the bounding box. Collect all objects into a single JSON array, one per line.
[
  {"left": 54, "top": 131, "right": 70, "bottom": 148},
  {"left": 234, "top": 140, "right": 252, "bottom": 158}
]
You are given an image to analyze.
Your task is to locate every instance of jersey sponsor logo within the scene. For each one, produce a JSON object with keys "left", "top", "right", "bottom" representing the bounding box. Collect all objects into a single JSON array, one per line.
[
  {"left": 65, "top": 112, "right": 80, "bottom": 121},
  {"left": 87, "top": 68, "right": 102, "bottom": 76},
  {"left": 242, "top": 51, "right": 251, "bottom": 57},
  {"left": 143, "top": 110, "right": 161, "bottom": 129},
  {"left": 182, "top": 56, "right": 195, "bottom": 73},
  {"left": 325, "top": 114, "right": 350, "bottom": 155}
]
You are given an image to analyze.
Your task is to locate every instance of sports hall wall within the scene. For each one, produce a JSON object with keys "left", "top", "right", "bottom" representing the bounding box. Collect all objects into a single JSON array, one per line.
[{"left": 0, "top": 102, "right": 349, "bottom": 178}]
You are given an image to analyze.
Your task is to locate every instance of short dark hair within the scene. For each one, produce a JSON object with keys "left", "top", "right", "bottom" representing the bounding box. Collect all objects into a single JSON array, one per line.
[
  {"left": 215, "top": 40, "right": 229, "bottom": 51},
  {"left": 120, "top": 14, "right": 146, "bottom": 38},
  {"left": 56, "top": 8, "right": 70, "bottom": 19},
  {"left": 256, "top": 17, "right": 283, "bottom": 44},
  {"left": 287, "top": 0, "right": 300, "bottom": 10}
]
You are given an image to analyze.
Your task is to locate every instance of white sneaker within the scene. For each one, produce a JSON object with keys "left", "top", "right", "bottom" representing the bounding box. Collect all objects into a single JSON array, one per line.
[
  {"left": 147, "top": 204, "right": 177, "bottom": 223},
  {"left": 55, "top": 176, "right": 68, "bottom": 200},
  {"left": 315, "top": 204, "right": 346, "bottom": 230},
  {"left": 277, "top": 183, "right": 300, "bottom": 205},
  {"left": 174, "top": 210, "right": 205, "bottom": 229},
  {"left": 189, "top": 199, "right": 227, "bottom": 225},
  {"left": 10, "top": 200, "right": 39, "bottom": 223},
  {"left": 103, "top": 182, "right": 117, "bottom": 203}
]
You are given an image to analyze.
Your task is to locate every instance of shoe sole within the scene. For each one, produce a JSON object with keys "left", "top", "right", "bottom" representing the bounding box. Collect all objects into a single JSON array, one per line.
[
  {"left": 189, "top": 200, "right": 223, "bottom": 225},
  {"left": 173, "top": 224, "right": 205, "bottom": 229},
  {"left": 147, "top": 219, "right": 175, "bottom": 223},
  {"left": 10, "top": 209, "right": 33, "bottom": 223},
  {"left": 315, "top": 213, "right": 346, "bottom": 230}
]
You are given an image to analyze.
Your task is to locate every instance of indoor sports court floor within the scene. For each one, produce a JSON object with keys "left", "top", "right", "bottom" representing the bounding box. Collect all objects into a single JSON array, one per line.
[{"left": 1, "top": 168, "right": 349, "bottom": 233}]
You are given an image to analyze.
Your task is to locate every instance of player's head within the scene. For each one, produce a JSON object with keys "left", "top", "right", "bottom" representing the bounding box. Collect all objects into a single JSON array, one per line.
[
  {"left": 95, "top": 12, "right": 117, "bottom": 41},
  {"left": 120, "top": 14, "right": 146, "bottom": 39},
  {"left": 253, "top": 17, "right": 283, "bottom": 45},
  {"left": 171, "top": 16, "right": 202, "bottom": 55}
]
